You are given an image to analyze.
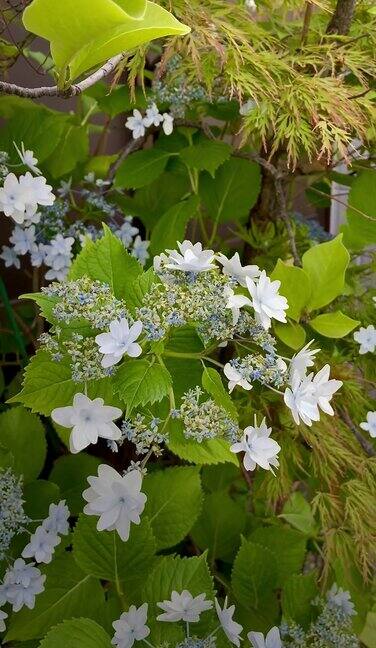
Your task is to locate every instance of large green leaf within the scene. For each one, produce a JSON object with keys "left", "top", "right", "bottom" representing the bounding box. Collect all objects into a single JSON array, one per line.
[
  {"left": 282, "top": 572, "right": 318, "bottom": 628},
  {"left": 309, "top": 311, "right": 359, "bottom": 338},
  {"left": 49, "top": 454, "right": 102, "bottom": 516},
  {"left": 270, "top": 260, "right": 311, "bottom": 322},
  {"left": 23, "top": 480, "right": 61, "bottom": 520},
  {"left": 192, "top": 491, "right": 246, "bottom": 561},
  {"left": 73, "top": 514, "right": 156, "bottom": 589},
  {"left": 150, "top": 196, "right": 199, "bottom": 255},
  {"left": 46, "top": 123, "right": 89, "bottom": 178},
  {"left": 38, "top": 618, "right": 112, "bottom": 648},
  {"left": 115, "top": 149, "right": 173, "bottom": 189},
  {"left": 342, "top": 170, "right": 376, "bottom": 250},
  {"left": 5, "top": 555, "right": 105, "bottom": 642},
  {"left": 168, "top": 419, "right": 237, "bottom": 466},
  {"left": 302, "top": 235, "right": 350, "bottom": 311},
  {"left": 112, "top": 358, "right": 172, "bottom": 413},
  {"left": 199, "top": 157, "right": 261, "bottom": 223},
  {"left": 180, "top": 140, "right": 232, "bottom": 177},
  {"left": 69, "top": 225, "right": 142, "bottom": 301},
  {"left": 249, "top": 527, "right": 306, "bottom": 588},
  {"left": 23, "top": 0, "right": 190, "bottom": 82},
  {"left": 8, "top": 351, "right": 121, "bottom": 415},
  {"left": 143, "top": 466, "right": 203, "bottom": 549},
  {"left": 273, "top": 321, "right": 306, "bottom": 350},
  {"left": 0, "top": 407, "right": 46, "bottom": 482}
]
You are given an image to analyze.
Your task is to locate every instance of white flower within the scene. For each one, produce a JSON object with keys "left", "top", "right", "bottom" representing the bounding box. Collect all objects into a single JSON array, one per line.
[
  {"left": 284, "top": 371, "right": 320, "bottom": 426},
  {"left": 153, "top": 252, "right": 169, "bottom": 273},
  {"left": 0, "top": 609, "right": 7, "bottom": 632},
  {"left": 0, "top": 245, "right": 20, "bottom": 269},
  {"left": 217, "top": 252, "right": 260, "bottom": 286},
  {"left": 143, "top": 103, "right": 163, "bottom": 128},
  {"left": 215, "top": 598, "right": 243, "bottom": 647},
  {"left": 224, "top": 362, "right": 252, "bottom": 393},
  {"left": 57, "top": 178, "right": 72, "bottom": 197},
  {"left": 95, "top": 318, "right": 143, "bottom": 368},
  {"left": 165, "top": 240, "right": 216, "bottom": 273},
  {"left": 360, "top": 411, "right": 376, "bottom": 438},
  {"left": 14, "top": 141, "right": 41, "bottom": 175},
  {"left": 162, "top": 113, "right": 174, "bottom": 135},
  {"left": 24, "top": 210, "right": 41, "bottom": 226},
  {"left": 244, "top": 0, "right": 257, "bottom": 12},
  {"left": 116, "top": 217, "right": 139, "bottom": 247},
  {"left": 22, "top": 525, "right": 60, "bottom": 564},
  {"left": 289, "top": 340, "right": 320, "bottom": 378},
  {"left": 157, "top": 590, "right": 213, "bottom": 623},
  {"left": 239, "top": 99, "right": 257, "bottom": 115},
  {"left": 44, "top": 234, "right": 74, "bottom": 281},
  {"left": 9, "top": 225, "right": 36, "bottom": 255},
  {"left": 310, "top": 364, "right": 342, "bottom": 416},
  {"left": 230, "top": 417, "right": 280, "bottom": 473},
  {"left": 112, "top": 603, "right": 150, "bottom": 648},
  {"left": 354, "top": 325, "right": 376, "bottom": 354},
  {"left": 132, "top": 235, "right": 150, "bottom": 265},
  {"left": 51, "top": 393, "right": 122, "bottom": 454},
  {"left": 125, "top": 110, "right": 146, "bottom": 139},
  {"left": 327, "top": 584, "right": 356, "bottom": 616},
  {"left": 0, "top": 172, "right": 54, "bottom": 224},
  {"left": 248, "top": 627, "right": 282, "bottom": 648},
  {"left": 245, "top": 271, "right": 288, "bottom": 330},
  {"left": 30, "top": 243, "right": 46, "bottom": 267},
  {"left": 83, "top": 465, "right": 147, "bottom": 542},
  {"left": 224, "top": 287, "right": 251, "bottom": 325},
  {"left": 42, "top": 500, "right": 70, "bottom": 535},
  {"left": 0, "top": 558, "right": 46, "bottom": 612},
  {"left": 276, "top": 357, "right": 288, "bottom": 374}
]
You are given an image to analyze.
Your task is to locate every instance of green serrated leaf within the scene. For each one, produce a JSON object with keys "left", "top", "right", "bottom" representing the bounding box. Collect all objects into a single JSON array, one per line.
[
  {"left": 38, "top": 618, "right": 112, "bottom": 648},
  {"left": 5, "top": 555, "right": 105, "bottom": 642},
  {"left": 302, "top": 235, "right": 350, "bottom": 311},
  {"left": 232, "top": 538, "right": 277, "bottom": 610},
  {"left": 69, "top": 224, "right": 142, "bottom": 300},
  {"left": 180, "top": 140, "right": 232, "bottom": 177},
  {"left": 192, "top": 491, "right": 246, "bottom": 561},
  {"left": 125, "top": 267, "right": 157, "bottom": 313},
  {"left": 280, "top": 492, "right": 317, "bottom": 536},
  {"left": 0, "top": 406, "right": 46, "bottom": 483},
  {"left": 143, "top": 466, "right": 203, "bottom": 549},
  {"left": 112, "top": 358, "right": 172, "bottom": 413},
  {"left": 250, "top": 526, "right": 306, "bottom": 587},
  {"left": 115, "top": 149, "right": 172, "bottom": 189},
  {"left": 281, "top": 572, "right": 318, "bottom": 628},
  {"left": 168, "top": 419, "right": 237, "bottom": 466},
  {"left": 309, "top": 311, "right": 360, "bottom": 338},
  {"left": 73, "top": 514, "right": 156, "bottom": 590}
]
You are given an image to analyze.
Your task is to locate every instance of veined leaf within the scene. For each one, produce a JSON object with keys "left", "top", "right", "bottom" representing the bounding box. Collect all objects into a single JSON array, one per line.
[
  {"left": 38, "top": 618, "right": 112, "bottom": 648},
  {"left": 112, "top": 358, "right": 172, "bottom": 412},
  {"left": 309, "top": 311, "right": 360, "bottom": 338}
]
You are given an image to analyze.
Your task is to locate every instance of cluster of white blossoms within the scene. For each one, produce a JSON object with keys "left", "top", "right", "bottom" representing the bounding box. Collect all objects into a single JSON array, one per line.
[
  {"left": 110, "top": 588, "right": 282, "bottom": 648},
  {"left": 0, "top": 500, "right": 70, "bottom": 631},
  {"left": 126, "top": 103, "right": 174, "bottom": 139}
]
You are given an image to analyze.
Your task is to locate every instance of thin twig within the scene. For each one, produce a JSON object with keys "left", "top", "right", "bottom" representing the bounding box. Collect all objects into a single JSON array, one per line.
[
  {"left": 301, "top": 2, "right": 313, "bottom": 47},
  {"left": 107, "top": 137, "right": 145, "bottom": 184},
  {"left": 340, "top": 408, "right": 375, "bottom": 458},
  {"left": 0, "top": 52, "right": 126, "bottom": 98}
]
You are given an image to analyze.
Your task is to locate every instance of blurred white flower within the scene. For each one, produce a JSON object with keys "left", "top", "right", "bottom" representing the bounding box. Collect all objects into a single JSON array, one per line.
[
  {"left": 224, "top": 362, "right": 252, "bottom": 393},
  {"left": 14, "top": 142, "right": 41, "bottom": 175},
  {"left": 83, "top": 465, "right": 147, "bottom": 542},
  {"left": 157, "top": 590, "right": 213, "bottom": 623},
  {"left": 165, "top": 240, "right": 216, "bottom": 273},
  {"left": 244, "top": 0, "right": 257, "bottom": 12},
  {"left": 42, "top": 500, "right": 70, "bottom": 535},
  {"left": 248, "top": 627, "right": 282, "bottom": 648},
  {"left": 43, "top": 234, "right": 74, "bottom": 281},
  {"left": 0, "top": 172, "right": 54, "bottom": 224},
  {"left": 116, "top": 217, "right": 139, "bottom": 247},
  {"left": 30, "top": 243, "right": 46, "bottom": 268},
  {"left": 224, "top": 287, "right": 251, "bottom": 325},
  {"left": 112, "top": 603, "right": 150, "bottom": 648},
  {"left": 126, "top": 110, "right": 146, "bottom": 139},
  {"left": 0, "top": 245, "right": 20, "bottom": 269},
  {"left": 327, "top": 584, "right": 356, "bottom": 616},
  {"left": 215, "top": 597, "right": 243, "bottom": 646},
  {"left": 245, "top": 271, "right": 288, "bottom": 330},
  {"left": 217, "top": 252, "right": 260, "bottom": 286},
  {"left": 131, "top": 235, "right": 150, "bottom": 265},
  {"left": 239, "top": 99, "right": 257, "bottom": 115},
  {"left": 354, "top": 325, "right": 376, "bottom": 354},
  {"left": 143, "top": 103, "right": 164, "bottom": 128},
  {"left": 95, "top": 318, "right": 143, "bottom": 368},
  {"left": 230, "top": 417, "right": 280, "bottom": 473},
  {"left": 360, "top": 411, "right": 376, "bottom": 438},
  {"left": 0, "top": 558, "right": 46, "bottom": 612},
  {"left": 0, "top": 609, "right": 7, "bottom": 632},
  {"left": 9, "top": 225, "right": 36, "bottom": 255},
  {"left": 51, "top": 393, "right": 122, "bottom": 454},
  {"left": 162, "top": 113, "right": 174, "bottom": 135},
  {"left": 57, "top": 178, "right": 72, "bottom": 197},
  {"left": 22, "top": 525, "right": 60, "bottom": 564},
  {"left": 289, "top": 340, "right": 320, "bottom": 378}
]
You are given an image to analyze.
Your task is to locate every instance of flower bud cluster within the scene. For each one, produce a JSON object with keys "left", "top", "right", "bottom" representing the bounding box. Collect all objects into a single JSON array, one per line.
[
  {"left": 121, "top": 415, "right": 168, "bottom": 456},
  {"left": 0, "top": 469, "right": 30, "bottom": 561},
  {"left": 178, "top": 387, "right": 239, "bottom": 444},
  {"left": 229, "top": 353, "right": 287, "bottom": 389}
]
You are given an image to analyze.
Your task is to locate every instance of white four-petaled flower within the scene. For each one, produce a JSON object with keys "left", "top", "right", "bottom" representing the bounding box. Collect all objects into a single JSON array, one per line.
[
  {"left": 143, "top": 103, "right": 164, "bottom": 128},
  {"left": 0, "top": 609, "right": 7, "bottom": 632},
  {"left": 224, "top": 362, "right": 252, "bottom": 393},
  {"left": 157, "top": 590, "right": 213, "bottom": 622},
  {"left": 42, "top": 500, "right": 70, "bottom": 535},
  {"left": 215, "top": 597, "right": 243, "bottom": 646},
  {"left": 360, "top": 411, "right": 376, "bottom": 438},
  {"left": 21, "top": 526, "right": 60, "bottom": 564},
  {"left": 51, "top": 393, "right": 122, "bottom": 454},
  {"left": 125, "top": 109, "right": 146, "bottom": 139},
  {"left": 327, "top": 583, "right": 356, "bottom": 617},
  {"left": 112, "top": 603, "right": 150, "bottom": 648},
  {"left": 217, "top": 252, "right": 260, "bottom": 287},
  {"left": 354, "top": 325, "right": 376, "bottom": 354},
  {"left": 230, "top": 417, "right": 280, "bottom": 473},
  {"left": 95, "top": 318, "right": 143, "bottom": 368},
  {"left": 245, "top": 271, "right": 288, "bottom": 330},
  {"left": 0, "top": 558, "right": 46, "bottom": 612},
  {"left": 165, "top": 241, "right": 216, "bottom": 273},
  {"left": 83, "top": 465, "right": 147, "bottom": 542},
  {"left": 248, "top": 627, "right": 282, "bottom": 648}
]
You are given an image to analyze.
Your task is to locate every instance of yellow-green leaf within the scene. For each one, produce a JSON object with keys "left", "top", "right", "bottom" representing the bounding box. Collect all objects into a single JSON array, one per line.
[
  {"left": 309, "top": 311, "right": 360, "bottom": 338},
  {"left": 270, "top": 260, "right": 311, "bottom": 322}
]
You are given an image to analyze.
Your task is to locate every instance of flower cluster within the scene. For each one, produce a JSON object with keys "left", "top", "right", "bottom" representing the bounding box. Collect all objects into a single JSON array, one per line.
[
  {"left": 224, "top": 353, "right": 287, "bottom": 392},
  {"left": 126, "top": 102, "right": 174, "bottom": 139},
  {"left": 0, "top": 469, "right": 30, "bottom": 561},
  {"left": 0, "top": 146, "right": 149, "bottom": 280},
  {"left": 178, "top": 387, "right": 239, "bottom": 444},
  {"left": 152, "top": 54, "right": 209, "bottom": 118},
  {"left": 281, "top": 584, "right": 358, "bottom": 648},
  {"left": 121, "top": 414, "right": 168, "bottom": 456},
  {"left": 22, "top": 500, "right": 70, "bottom": 564}
]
